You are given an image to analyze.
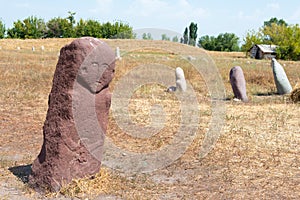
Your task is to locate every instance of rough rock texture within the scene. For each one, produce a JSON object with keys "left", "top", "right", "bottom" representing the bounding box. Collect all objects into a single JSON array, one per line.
[
  {"left": 175, "top": 67, "right": 187, "bottom": 92},
  {"left": 272, "top": 58, "right": 292, "bottom": 95},
  {"left": 230, "top": 66, "right": 248, "bottom": 102},
  {"left": 29, "top": 37, "right": 115, "bottom": 192}
]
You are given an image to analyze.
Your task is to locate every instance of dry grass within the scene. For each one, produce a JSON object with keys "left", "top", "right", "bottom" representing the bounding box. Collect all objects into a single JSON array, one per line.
[
  {"left": 0, "top": 39, "right": 299, "bottom": 199},
  {"left": 290, "top": 84, "right": 300, "bottom": 103}
]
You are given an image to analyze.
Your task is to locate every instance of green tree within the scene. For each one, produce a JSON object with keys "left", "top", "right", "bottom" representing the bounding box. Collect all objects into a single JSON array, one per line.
[
  {"left": 109, "top": 21, "right": 135, "bottom": 39},
  {"left": 46, "top": 17, "right": 73, "bottom": 38},
  {"left": 7, "top": 20, "right": 24, "bottom": 38},
  {"left": 263, "top": 17, "right": 287, "bottom": 28},
  {"left": 183, "top": 27, "right": 188, "bottom": 44},
  {"left": 75, "top": 19, "right": 102, "bottom": 38},
  {"left": 189, "top": 22, "right": 198, "bottom": 46},
  {"left": 7, "top": 16, "right": 46, "bottom": 39},
  {"left": 161, "top": 33, "right": 170, "bottom": 41},
  {"left": 242, "top": 17, "right": 300, "bottom": 60},
  {"left": 142, "top": 32, "right": 153, "bottom": 40},
  {"left": 198, "top": 35, "right": 216, "bottom": 50},
  {"left": 67, "top": 11, "right": 76, "bottom": 26},
  {"left": 241, "top": 30, "right": 263, "bottom": 52},
  {"left": 217, "top": 33, "right": 240, "bottom": 51},
  {"left": 172, "top": 35, "right": 179, "bottom": 42},
  {"left": 198, "top": 33, "right": 240, "bottom": 51},
  {"left": 0, "top": 20, "right": 5, "bottom": 38},
  {"left": 271, "top": 24, "right": 300, "bottom": 60},
  {"left": 99, "top": 21, "right": 134, "bottom": 39},
  {"left": 23, "top": 16, "right": 46, "bottom": 38}
]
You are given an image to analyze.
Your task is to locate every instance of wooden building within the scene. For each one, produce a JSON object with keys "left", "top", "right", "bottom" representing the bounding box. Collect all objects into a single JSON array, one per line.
[{"left": 249, "top": 44, "right": 277, "bottom": 59}]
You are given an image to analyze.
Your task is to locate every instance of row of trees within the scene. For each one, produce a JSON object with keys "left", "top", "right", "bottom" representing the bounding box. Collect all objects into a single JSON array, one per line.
[
  {"left": 242, "top": 17, "right": 300, "bottom": 60},
  {"left": 198, "top": 33, "right": 239, "bottom": 52},
  {"left": 1, "top": 14, "right": 299, "bottom": 60},
  {"left": 185, "top": 18, "right": 300, "bottom": 60},
  {"left": 181, "top": 22, "right": 240, "bottom": 52},
  {"left": 181, "top": 22, "right": 198, "bottom": 46},
  {"left": 0, "top": 12, "right": 135, "bottom": 39}
]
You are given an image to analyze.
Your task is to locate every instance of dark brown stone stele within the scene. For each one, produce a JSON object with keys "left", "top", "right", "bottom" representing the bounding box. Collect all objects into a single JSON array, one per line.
[{"left": 29, "top": 37, "right": 115, "bottom": 192}]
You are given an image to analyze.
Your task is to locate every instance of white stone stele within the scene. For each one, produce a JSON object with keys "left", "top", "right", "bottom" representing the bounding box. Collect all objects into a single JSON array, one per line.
[
  {"left": 271, "top": 58, "right": 292, "bottom": 95},
  {"left": 175, "top": 67, "right": 187, "bottom": 92},
  {"left": 115, "top": 46, "right": 122, "bottom": 60}
]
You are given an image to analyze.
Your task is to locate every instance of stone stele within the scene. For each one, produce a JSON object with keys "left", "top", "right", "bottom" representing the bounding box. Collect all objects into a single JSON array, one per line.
[
  {"left": 229, "top": 66, "right": 248, "bottom": 102},
  {"left": 29, "top": 37, "right": 115, "bottom": 192},
  {"left": 175, "top": 67, "right": 187, "bottom": 92},
  {"left": 271, "top": 58, "right": 292, "bottom": 95}
]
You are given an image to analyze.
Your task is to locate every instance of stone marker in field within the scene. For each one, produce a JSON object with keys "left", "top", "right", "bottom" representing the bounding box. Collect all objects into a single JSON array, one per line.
[
  {"left": 29, "top": 37, "right": 115, "bottom": 192},
  {"left": 175, "top": 67, "right": 187, "bottom": 92},
  {"left": 229, "top": 66, "right": 248, "bottom": 102},
  {"left": 271, "top": 58, "right": 292, "bottom": 95},
  {"left": 115, "top": 46, "right": 121, "bottom": 60}
]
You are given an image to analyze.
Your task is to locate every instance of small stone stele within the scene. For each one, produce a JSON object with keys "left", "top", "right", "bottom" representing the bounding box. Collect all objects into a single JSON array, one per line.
[
  {"left": 175, "top": 67, "right": 187, "bottom": 92},
  {"left": 271, "top": 58, "right": 292, "bottom": 95},
  {"left": 229, "top": 66, "right": 248, "bottom": 102},
  {"left": 29, "top": 37, "right": 115, "bottom": 192}
]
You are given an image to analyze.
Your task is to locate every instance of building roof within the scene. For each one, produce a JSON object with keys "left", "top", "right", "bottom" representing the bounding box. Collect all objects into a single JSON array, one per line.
[{"left": 255, "top": 44, "right": 278, "bottom": 53}]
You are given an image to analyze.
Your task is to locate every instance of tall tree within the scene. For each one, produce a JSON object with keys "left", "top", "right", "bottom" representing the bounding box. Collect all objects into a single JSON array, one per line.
[
  {"left": 198, "top": 35, "right": 216, "bottom": 50},
  {"left": 67, "top": 11, "right": 76, "bottom": 26},
  {"left": 242, "top": 17, "right": 300, "bottom": 60},
  {"left": 0, "top": 20, "right": 5, "bottom": 38},
  {"left": 46, "top": 17, "right": 73, "bottom": 38},
  {"left": 241, "top": 29, "right": 263, "bottom": 52},
  {"left": 188, "top": 22, "right": 198, "bottom": 46},
  {"left": 142, "top": 32, "right": 153, "bottom": 40},
  {"left": 183, "top": 27, "right": 188, "bottom": 44},
  {"left": 7, "top": 16, "right": 46, "bottom": 39},
  {"left": 263, "top": 17, "right": 287, "bottom": 28},
  {"left": 109, "top": 21, "right": 135, "bottom": 39},
  {"left": 75, "top": 19, "right": 102, "bottom": 38}
]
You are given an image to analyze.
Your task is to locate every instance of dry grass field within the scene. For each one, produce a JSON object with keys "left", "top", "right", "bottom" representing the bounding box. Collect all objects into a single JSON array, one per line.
[{"left": 0, "top": 38, "right": 299, "bottom": 199}]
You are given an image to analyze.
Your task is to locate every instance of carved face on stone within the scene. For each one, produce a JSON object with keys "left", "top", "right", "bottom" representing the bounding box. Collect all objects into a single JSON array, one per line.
[{"left": 77, "top": 41, "right": 115, "bottom": 93}]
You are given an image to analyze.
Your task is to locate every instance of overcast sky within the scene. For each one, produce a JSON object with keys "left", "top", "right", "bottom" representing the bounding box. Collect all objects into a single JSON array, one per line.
[{"left": 1, "top": 0, "right": 300, "bottom": 41}]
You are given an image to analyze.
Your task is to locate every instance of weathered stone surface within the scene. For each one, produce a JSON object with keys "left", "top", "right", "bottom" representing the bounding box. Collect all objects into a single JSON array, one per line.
[
  {"left": 271, "top": 58, "right": 292, "bottom": 94},
  {"left": 230, "top": 66, "right": 248, "bottom": 102},
  {"left": 29, "top": 37, "right": 115, "bottom": 192},
  {"left": 175, "top": 67, "right": 187, "bottom": 92}
]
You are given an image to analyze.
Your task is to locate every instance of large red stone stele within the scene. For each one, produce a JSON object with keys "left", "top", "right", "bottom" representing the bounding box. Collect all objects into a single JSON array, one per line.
[{"left": 29, "top": 37, "right": 115, "bottom": 192}]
